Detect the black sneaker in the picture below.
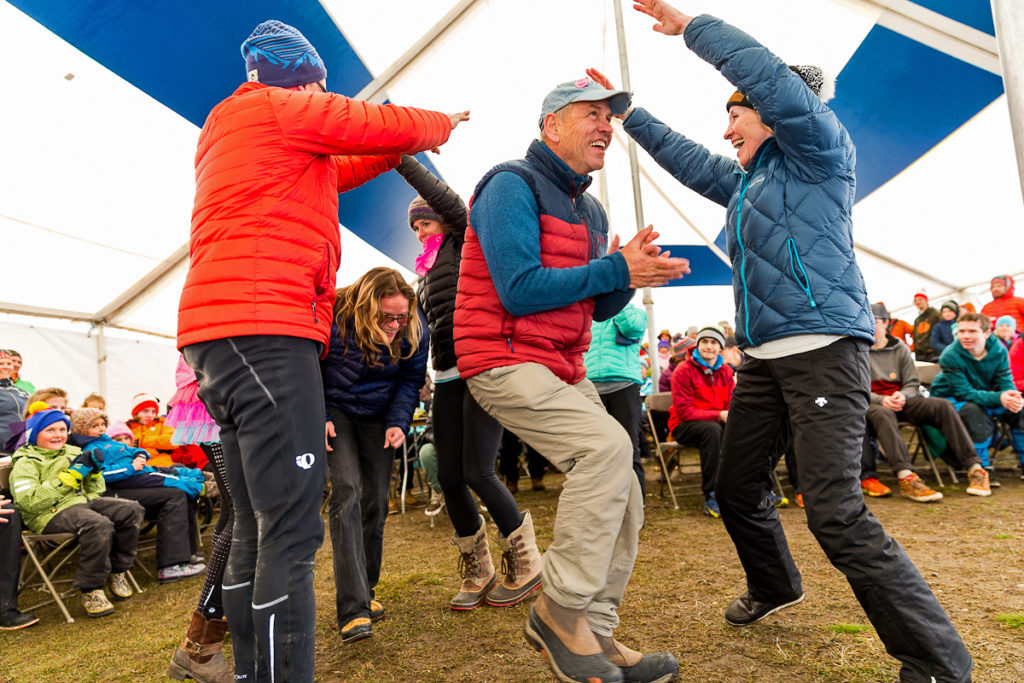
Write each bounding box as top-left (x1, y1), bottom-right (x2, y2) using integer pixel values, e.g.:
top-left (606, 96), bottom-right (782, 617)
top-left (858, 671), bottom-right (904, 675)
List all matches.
top-left (725, 591), bottom-right (805, 627)
top-left (525, 605), bottom-right (623, 682)
top-left (619, 651), bottom-right (680, 682)
top-left (0, 609), bottom-right (40, 630)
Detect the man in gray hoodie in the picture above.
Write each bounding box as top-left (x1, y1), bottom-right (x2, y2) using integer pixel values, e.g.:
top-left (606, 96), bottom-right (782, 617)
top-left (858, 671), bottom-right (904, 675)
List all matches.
top-left (864, 303), bottom-right (990, 501)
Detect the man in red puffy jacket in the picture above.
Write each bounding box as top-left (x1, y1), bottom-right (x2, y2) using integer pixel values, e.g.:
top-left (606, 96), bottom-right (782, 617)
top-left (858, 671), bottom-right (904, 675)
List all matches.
top-left (178, 20), bottom-right (466, 682)
top-left (981, 275), bottom-right (1024, 331)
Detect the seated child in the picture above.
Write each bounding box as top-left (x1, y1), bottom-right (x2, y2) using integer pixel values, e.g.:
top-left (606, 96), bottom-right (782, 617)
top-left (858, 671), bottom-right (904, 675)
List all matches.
top-left (127, 393), bottom-right (207, 469)
top-left (69, 408), bottom-right (206, 584)
top-left (4, 388), bottom-right (69, 453)
top-left (82, 393), bottom-right (106, 411)
top-left (9, 409), bottom-right (145, 618)
top-left (107, 421), bottom-right (135, 445)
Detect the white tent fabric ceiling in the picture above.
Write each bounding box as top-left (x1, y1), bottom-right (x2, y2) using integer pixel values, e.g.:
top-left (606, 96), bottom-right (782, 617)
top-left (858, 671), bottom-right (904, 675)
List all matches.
top-left (2, 0), bottom-right (1022, 343)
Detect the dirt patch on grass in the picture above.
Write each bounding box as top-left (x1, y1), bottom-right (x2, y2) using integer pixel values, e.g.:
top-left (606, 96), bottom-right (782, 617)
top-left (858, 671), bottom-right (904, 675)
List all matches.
top-left (5, 463), bottom-right (1024, 681)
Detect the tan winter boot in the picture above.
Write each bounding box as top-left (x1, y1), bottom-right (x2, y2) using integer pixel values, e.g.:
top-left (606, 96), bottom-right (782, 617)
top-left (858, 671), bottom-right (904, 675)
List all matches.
top-left (486, 510), bottom-right (543, 607)
top-left (450, 515), bottom-right (497, 611)
top-left (167, 610), bottom-right (233, 683)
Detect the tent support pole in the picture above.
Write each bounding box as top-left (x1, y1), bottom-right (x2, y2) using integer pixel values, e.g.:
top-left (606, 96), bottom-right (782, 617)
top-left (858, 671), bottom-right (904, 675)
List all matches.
top-left (992, 0), bottom-right (1024, 204)
top-left (613, 0), bottom-right (660, 389)
top-left (96, 323), bottom-right (108, 398)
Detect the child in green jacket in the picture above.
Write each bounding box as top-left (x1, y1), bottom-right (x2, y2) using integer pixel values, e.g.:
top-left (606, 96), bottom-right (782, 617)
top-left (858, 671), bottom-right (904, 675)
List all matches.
top-left (9, 409), bottom-right (144, 618)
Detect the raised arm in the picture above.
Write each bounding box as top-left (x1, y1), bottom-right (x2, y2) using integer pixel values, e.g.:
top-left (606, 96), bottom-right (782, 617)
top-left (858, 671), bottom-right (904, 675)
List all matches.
top-left (395, 155), bottom-right (468, 237)
top-left (275, 90), bottom-right (456, 158)
top-left (335, 155), bottom-right (401, 193)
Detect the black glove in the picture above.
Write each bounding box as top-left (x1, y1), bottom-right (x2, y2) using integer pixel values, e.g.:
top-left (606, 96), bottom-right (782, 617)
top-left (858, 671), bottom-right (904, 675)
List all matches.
top-left (72, 449), bottom-right (104, 474)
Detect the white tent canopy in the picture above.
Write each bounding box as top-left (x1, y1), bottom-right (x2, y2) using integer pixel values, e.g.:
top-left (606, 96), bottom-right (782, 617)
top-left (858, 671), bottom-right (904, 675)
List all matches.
top-left (1, 0), bottom-right (1022, 415)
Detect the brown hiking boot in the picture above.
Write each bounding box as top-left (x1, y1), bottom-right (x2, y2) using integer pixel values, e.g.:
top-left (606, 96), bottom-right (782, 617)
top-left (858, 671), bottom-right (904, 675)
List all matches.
top-left (168, 610), bottom-right (232, 682)
top-left (450, 515), bottom-right (496, 610)
top-left (487, 511), bottom-right (543, 607)
top-left (898, 472), bottom-right (943, 502)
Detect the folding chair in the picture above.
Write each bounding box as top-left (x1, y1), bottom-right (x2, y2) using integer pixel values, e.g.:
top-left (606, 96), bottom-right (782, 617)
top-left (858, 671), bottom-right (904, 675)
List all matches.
top-left (643, 393), bottom-right (680, 510)
top-left (898, 421), bottom-right (958, 486)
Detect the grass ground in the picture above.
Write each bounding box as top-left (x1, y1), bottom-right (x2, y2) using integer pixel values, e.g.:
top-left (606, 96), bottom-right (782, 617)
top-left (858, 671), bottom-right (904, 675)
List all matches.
top-left (3, 458), bottom-right (1024, 682)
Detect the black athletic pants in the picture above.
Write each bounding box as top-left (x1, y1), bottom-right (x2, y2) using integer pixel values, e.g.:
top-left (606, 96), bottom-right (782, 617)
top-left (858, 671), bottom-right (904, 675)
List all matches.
top-left (433, 378), bottom-right (520, 537)
top-left (717, 338), bottom-right (971, 682)
top-left (0, 504), bottom-right (23, 614)
top-left (598, 383), bottom-right (646, 496)
top-left (671, 420), bottom-right (721, 500)
top-left (185, 335), bottom-right (326, 683)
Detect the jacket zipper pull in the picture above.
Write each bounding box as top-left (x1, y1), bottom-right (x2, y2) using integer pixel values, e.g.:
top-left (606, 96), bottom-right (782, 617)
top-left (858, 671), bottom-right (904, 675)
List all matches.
top-left (506, 338), bottom-right (514, 353)
top-left (312, 301), bottom-right (318, 324)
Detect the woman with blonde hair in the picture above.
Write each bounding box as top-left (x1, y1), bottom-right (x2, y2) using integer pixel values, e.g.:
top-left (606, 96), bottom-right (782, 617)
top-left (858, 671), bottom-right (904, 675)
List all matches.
top-left (321, 267), bottom-right (428, 644)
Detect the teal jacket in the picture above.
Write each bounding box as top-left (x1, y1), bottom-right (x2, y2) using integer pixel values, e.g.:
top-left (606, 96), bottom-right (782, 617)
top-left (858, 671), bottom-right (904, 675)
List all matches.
top-left (584, 303), bottom-right (648, 384)
top-left (930, 335), bottom-right (1014, 408)
top-left (9, 443), bottom-right (105, 533)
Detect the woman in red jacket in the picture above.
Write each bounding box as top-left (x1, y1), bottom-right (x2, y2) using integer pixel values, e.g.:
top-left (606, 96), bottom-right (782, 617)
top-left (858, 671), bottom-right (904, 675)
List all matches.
top-left (178, 20), bottom-right (467, 683)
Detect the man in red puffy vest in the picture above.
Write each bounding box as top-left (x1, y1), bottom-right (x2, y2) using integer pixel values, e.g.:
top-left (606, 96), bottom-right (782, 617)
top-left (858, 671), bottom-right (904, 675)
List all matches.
top-left (178, 19), bottom-right (465, 682)
top-left (454, 77), bottom-right (688, 683)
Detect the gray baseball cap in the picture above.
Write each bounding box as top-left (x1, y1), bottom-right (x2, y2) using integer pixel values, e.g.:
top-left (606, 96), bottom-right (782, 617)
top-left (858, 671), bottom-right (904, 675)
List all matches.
top-left (538, 77), bottom-right (632, 128)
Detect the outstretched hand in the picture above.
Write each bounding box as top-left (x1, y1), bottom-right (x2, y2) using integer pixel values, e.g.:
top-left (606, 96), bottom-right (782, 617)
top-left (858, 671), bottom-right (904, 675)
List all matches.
top-left (613, 225), bottom-right (690, 288)
top-left (431, 110), bottom-right (471, 154)
top-left (633, 0), bottom-right (693, 36)
top-left (585, 69), bottom-right (630, 120)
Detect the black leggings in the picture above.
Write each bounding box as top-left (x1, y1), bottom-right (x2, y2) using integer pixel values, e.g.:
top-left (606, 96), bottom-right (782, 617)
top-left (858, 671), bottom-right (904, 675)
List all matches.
top-left (433, 378), bottom-right (521, 537)
top-left (196, 441), bottom-right (233, 620)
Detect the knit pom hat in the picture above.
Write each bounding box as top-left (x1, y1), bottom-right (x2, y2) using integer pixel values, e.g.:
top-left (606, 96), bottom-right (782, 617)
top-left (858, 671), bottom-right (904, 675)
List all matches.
top-left (997, 315), bottom-right (1017, 331)
top-left (241, 20), bottom-right (326, 88)
top-left (0, 350), bottom-right (11, 361)
top-left (106, 421), bottom-right (133, 441)
top-left (26, 400), bottom-right (51, 417)
top-left (408, 196), bottom-right (443, 230)
top-left (131, 393), bottom-right (160, 417)
top-left (696, 325), bottom-right (726, 348)
top-left (25, 409), bottom-right (70, 446)
top-left (940, 300), bottom-right (959, 315)
top-left (727, 65), bottom-right (835, 112)
top-left (671, 337), bottom-right (695, 362)
top-left (70, 407), bottom-right (108, 436)
top-left (913, 290), bottom-right (928, 301)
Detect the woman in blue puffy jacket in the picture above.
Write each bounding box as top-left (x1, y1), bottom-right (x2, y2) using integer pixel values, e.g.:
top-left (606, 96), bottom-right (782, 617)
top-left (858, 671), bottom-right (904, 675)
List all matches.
top-left (589, 2), bottom-right (972, 680)
top-left (321, 267), bottom-right (427, 644)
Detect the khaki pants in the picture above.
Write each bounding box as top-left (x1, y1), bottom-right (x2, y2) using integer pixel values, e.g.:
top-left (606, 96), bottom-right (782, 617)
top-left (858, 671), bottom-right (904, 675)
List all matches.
top-left (467, 362), bottom-right (643, 635)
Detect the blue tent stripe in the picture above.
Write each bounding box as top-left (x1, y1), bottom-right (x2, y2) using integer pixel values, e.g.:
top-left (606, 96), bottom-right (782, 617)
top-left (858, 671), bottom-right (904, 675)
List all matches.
top-left (831, 25), bottom-right (1003, 200)
top-left (659, 247), bottom-right (733, 287)
top-left (912, 0), bottom-right (994, 36)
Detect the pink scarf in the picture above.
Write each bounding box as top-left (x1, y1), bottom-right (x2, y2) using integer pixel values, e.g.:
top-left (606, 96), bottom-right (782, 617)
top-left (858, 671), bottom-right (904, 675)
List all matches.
top-left (415, 234), bottom-right (443, 276)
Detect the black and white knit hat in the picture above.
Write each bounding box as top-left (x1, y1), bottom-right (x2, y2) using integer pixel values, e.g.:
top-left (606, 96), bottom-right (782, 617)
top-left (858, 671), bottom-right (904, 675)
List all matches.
top-left (726, 65), bottom-right (835, 112)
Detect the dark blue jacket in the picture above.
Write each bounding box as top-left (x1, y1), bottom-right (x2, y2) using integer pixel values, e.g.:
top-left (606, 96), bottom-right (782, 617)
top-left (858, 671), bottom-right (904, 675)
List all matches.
top-left (622, 15), bottom-right (873, 349)
top-left (321, 311), bottom-right (428, 434)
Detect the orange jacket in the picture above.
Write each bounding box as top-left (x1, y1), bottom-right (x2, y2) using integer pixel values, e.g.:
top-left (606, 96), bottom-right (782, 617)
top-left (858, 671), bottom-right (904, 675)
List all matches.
top-left (178, 82), bottom-right (452, 351)
top-left (127, 417), bottom-right (180, 467)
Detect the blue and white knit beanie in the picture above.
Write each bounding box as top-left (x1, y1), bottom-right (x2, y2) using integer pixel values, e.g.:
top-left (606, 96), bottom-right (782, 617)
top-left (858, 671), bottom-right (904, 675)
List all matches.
top-left (26, 409), bottom-right (70, 447)
top-left (241, 20), bottom-right (326, 88)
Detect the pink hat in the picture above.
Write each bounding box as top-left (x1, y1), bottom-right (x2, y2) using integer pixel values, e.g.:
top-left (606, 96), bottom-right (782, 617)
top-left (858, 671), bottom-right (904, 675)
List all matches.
top-left (106, 421), bottom-right (133, 441)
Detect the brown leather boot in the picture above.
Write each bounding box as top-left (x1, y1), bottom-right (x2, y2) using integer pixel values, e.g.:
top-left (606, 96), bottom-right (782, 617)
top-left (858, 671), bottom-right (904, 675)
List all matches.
top-left (167, 610), bottom-right (233, 683)
top-left (486, 511), bottom-right (543, 607)
top-left (450, 516), bottom-right (496, 610)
